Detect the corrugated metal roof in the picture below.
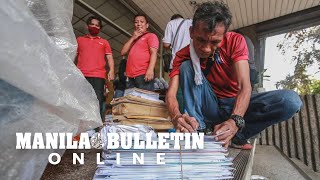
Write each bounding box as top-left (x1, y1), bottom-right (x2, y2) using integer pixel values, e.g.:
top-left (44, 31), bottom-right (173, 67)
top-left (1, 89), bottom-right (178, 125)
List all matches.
top-left (72, 0), bottom-right (320, 69)
top-left (132, 0), bottom-right (320, 30)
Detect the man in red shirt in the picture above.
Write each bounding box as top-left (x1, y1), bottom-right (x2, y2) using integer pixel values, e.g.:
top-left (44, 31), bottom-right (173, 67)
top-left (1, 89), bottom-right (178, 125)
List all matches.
top-left (75, 16), bottom-right (114, 120)
top-left (121, 14), bottom-right (159, 91)
top-left (166, 1), bottom-right (302, 149)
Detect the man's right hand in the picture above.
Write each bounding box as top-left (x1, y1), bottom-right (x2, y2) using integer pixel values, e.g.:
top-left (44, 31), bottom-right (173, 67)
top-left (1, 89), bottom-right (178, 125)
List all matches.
top-left (213, 119), bottom-right (238, 148)
top-left (171, 114), bottom-right (199, 133)
top-left (132, 30), bottom-right (143, 40)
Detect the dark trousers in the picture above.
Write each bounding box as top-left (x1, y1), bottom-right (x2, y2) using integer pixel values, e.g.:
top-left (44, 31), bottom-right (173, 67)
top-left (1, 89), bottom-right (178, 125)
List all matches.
top-left (126, 74), bottom-right (155, 91)
top-left (85, 77), bottom-right (105, 120)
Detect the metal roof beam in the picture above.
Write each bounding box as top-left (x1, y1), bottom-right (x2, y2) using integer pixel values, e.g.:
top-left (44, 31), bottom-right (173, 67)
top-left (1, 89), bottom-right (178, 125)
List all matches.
top-left (75, 0), bottom-right (132, 38)
top-left (118, 0), bottom-right (164, 36)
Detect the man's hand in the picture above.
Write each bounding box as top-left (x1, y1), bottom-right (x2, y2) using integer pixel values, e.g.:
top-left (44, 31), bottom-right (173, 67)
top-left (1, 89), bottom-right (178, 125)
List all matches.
top-left (132, 30), bottom-right (143, 40)
top-left (144, 69), bottom-right (154, 82)
top-left (213, 119), bottom-right (239, 148)
top-left (108, 70), bottom-right (114, 81)
top-left (172, 114), bottom-right (199, 132)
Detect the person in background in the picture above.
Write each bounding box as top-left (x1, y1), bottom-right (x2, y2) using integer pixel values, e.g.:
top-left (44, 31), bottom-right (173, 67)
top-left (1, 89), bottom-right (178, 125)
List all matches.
top-left (113, 57), bottom-right (127, 99)
top-left (121, 14), bottom-right (159, 91)
top-left (234, 30), bottom-right (259, 88)
top-left (163, 14), bottom-right (192, 113)
top-left (75, 16), bottom-right (115, 120)
top-left (163, 14), bottom-right (192, 70)
top-left (113, 77), bottom-right (126, 99)
top-left (166, 1), bottom-right (302, 149)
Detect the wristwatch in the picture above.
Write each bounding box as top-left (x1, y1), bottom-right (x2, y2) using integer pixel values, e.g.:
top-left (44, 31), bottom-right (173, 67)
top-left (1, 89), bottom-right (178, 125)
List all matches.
top-left (230, 114), bottom-right (245, 130)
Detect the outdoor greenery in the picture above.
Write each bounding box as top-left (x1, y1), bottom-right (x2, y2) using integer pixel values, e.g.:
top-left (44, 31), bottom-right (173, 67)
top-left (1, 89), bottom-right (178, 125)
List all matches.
top-left (276, 25), bottom-right (320, 95)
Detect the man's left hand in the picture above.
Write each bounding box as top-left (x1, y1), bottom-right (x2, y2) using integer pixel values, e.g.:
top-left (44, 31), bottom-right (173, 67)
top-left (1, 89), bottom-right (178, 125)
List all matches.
top-left (145, 69), bottom-right (154, 81)
top-left (213, 119), bottom-right (239, 148)
top-left (108, 70), bottom-right (114, 81)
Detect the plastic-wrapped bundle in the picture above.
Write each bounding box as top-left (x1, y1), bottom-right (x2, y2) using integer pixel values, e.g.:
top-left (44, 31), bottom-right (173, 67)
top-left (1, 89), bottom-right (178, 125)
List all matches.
top-left (100, 124), bottom-right (157, 150)
top-left (154, 78), bottom-right (161, 89)
top-left (159, 77), bottom-right (169, 89)
top-left (0, 0), bottom-right (101, 179)
top-left (154, 78), bottom-right (169, 90)
top-left (154, 82), bottom-right (160, 89)
top-left (100, 124), bottom-right (158, 160)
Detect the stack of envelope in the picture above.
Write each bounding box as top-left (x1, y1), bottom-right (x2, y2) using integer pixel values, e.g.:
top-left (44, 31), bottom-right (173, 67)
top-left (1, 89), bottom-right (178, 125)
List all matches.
top-left (93, 126), bottom-right (234, 180)
top-left (110, 88), bottom-right (173, 130)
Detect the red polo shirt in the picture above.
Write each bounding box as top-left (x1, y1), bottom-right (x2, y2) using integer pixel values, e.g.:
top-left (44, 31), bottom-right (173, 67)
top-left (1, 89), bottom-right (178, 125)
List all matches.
top-left (76, 35), bottom-right (112, 79)
top-left (126, 33), bottom-right (159, 78)
top-left (170, 32), bottom-right (249, 98)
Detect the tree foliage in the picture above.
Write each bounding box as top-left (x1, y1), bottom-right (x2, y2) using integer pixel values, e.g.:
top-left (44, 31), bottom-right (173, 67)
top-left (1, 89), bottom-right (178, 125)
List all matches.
top-left (276, 25), bottom-right (320, 94)
top-left (310, 80), bottom-right (320, 94)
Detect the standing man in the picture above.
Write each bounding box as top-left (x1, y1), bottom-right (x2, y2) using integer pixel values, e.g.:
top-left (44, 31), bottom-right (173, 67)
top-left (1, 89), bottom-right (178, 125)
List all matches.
top-left (76, 16), bottom-right (115, 120)
top-left (121, 14), bottom-right (159, 91)
top-left (163, 14), bottom-right (192, 70)
top-left (163, 14), bottom-right (192, 113)
top-left (166, 1), bottom-right (302, 149)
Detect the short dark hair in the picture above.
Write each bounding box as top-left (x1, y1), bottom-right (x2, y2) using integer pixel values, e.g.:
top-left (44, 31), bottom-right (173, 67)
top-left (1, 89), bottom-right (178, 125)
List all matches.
top-left (86, 16), bottom-right (102, 27)
top-left (134, 13), bottom-right (149, 23)
top-left (192, 1), bottom-right (232, 32)
top-left (171, 14), bottom-right (184, 20)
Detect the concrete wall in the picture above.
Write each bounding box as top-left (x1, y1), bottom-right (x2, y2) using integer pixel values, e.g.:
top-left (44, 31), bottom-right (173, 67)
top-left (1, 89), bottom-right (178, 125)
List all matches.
top-left (258, 94), bottom-right (320, 173)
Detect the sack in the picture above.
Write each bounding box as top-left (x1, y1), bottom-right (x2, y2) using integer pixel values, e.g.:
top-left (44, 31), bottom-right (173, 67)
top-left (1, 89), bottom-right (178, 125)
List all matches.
top-left (162, 51), bottom-right (172, 73)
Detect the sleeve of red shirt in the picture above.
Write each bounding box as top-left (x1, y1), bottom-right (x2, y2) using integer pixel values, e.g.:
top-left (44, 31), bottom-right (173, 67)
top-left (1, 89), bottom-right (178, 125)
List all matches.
top-left (147, 33), bottom-right (159, 49)
top-left (169, 45), bottom-right (190, 78)
top-left (104, 40), bottom-right (112, 55)
top-left (169, 55), bottom-right (182, 78)
top-left (230, 34), bottom-right (249, 62)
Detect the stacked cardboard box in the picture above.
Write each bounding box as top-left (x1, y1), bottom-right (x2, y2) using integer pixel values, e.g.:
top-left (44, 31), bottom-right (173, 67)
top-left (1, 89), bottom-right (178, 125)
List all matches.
top-left (111, 88), bottom-right (173, 130)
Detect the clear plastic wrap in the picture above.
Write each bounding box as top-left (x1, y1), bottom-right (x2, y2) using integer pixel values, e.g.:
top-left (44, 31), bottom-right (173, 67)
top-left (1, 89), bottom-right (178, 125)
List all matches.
top-left (100, 125), bottom-right (158, 150)
top-left (0, 0), bottom-right (102, 179)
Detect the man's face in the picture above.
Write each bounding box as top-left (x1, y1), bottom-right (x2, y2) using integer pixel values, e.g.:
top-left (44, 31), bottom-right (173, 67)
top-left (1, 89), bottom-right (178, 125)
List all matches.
top-left (88, 19), bottom-right (101, 29)
top-left (190, 21), bottom-right (225, 58)
top-left (134, 16), bottom-right (149, 33)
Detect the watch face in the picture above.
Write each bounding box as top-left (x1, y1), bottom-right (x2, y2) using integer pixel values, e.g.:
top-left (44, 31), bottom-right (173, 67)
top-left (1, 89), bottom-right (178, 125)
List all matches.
top-left (236, 118), bottom-right (245, 128)
top-left (231, 115), bottom-right (245, 129)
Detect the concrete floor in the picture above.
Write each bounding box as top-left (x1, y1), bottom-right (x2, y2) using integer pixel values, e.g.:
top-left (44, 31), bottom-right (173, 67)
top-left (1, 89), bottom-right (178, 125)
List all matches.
top-left (252, 145), bottom-right (306, 180)
top-left (41, 149), bottom-right (100, 180)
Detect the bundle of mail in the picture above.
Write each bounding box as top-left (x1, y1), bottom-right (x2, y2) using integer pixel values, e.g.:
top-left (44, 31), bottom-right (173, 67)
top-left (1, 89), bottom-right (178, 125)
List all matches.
top-left (93, 125), bottom-right (234, 180)
top-left (154, 77), bottom-right (169, 90)
top-left (110, 88), bottom-right (173, 130)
